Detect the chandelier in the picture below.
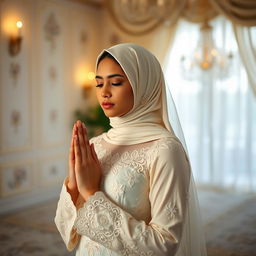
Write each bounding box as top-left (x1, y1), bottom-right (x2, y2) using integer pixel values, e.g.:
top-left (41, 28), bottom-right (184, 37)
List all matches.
top-left (180, 20), bottom-right (234, 80)
top-left (108, 0), bottom-right (232, 79)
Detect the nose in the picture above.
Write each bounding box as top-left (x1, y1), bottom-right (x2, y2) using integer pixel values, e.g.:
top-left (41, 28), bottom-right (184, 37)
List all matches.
top-left (101, 84), bottom-right (112, 98)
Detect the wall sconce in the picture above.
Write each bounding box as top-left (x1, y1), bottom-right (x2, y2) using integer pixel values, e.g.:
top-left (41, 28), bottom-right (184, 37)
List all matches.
top-left (9, 21), bottom-right (23, 57)
top-left (82, 72), bottom-right (95, 98)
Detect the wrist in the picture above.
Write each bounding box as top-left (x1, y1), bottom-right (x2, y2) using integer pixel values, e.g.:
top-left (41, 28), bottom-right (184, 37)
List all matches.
top-left (82, 189), bottom-right (99, 201)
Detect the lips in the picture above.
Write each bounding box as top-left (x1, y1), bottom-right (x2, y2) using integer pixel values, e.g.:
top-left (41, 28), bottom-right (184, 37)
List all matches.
top-left (102, 102), bottom-right (114, 109)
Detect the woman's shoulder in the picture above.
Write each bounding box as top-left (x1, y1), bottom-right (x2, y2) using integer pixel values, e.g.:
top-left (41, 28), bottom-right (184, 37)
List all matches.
top-left (150, 136), bottom-right (188, 162)
top-left (152, 136), bottom-right (184, 152)
top-left (148, 137), bottom-right (190, 177)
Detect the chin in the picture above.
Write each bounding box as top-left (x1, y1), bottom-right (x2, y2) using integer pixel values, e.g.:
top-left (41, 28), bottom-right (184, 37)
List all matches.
top-left (104, 112), bottom-right (124, 118)
top-left (102, 108), bottom-right (127, 118)
top-left (103, 111), bottom-right (117, 118)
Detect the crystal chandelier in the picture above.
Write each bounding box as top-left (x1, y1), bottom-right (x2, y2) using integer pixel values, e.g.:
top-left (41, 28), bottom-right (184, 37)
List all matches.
top-left (180, 20), bottom-right (234, 80)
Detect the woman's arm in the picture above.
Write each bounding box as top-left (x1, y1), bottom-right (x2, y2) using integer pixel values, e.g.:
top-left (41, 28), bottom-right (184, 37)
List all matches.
top-left (54, 177), bottom-right (82, 251)
top-left (74, 139), bottom-right (190, 255)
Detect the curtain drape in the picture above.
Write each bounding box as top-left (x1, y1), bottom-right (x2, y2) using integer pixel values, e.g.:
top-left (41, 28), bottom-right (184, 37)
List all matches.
top-left (104, 10), bottom-right (178, 65)
top-left (233, 25), bottom-right (256, 95)
top-left (209, 0), bottom-right (256, 26)
top-left (107, 0), bottom-right (256, 95)
top-left (164, 18), bottom-right (256, 192)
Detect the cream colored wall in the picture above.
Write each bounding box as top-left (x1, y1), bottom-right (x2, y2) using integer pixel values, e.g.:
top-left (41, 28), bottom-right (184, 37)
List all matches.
top-left (0, 0), bottom-right (173, 214)
top-left (0, 0), bottom-right (102, 214)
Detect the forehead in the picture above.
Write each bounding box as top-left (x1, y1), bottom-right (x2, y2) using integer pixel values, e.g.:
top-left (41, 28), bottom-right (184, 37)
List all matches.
top-left (96, 57), bottom-right (125, 75)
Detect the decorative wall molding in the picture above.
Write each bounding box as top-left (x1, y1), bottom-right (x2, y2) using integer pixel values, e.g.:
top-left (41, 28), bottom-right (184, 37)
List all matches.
top-left (0, 0), bottom-right (99, 214)
top-left (39, 155), bottom-right (67, 187)
top-left (38, 2), bottom-right (67, 148)
top-left (0, 161), bottom-right (33, 197)
top-left (0, 0), bottom-right (32, 154)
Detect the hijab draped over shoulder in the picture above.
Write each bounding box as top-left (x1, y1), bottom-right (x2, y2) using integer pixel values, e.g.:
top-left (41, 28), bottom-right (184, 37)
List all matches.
top-left (96, 43), bottom-right (175, 145)
top-left (96, 43), bottom-right (207, 256)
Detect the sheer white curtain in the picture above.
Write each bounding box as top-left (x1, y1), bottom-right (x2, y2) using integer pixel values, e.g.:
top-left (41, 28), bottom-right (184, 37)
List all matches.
top-left (164, 17), bottom-right (256, 192)
top-left (234, 25), bottom-right (256, 95)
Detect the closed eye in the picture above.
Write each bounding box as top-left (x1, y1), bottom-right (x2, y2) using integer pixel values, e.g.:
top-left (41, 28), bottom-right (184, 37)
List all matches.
top-left (112, 82), bottom-right (122, 86)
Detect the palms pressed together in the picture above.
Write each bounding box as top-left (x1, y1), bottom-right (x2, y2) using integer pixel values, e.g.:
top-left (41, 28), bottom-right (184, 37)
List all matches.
top-left (67, 120), bottom-right (102, 203)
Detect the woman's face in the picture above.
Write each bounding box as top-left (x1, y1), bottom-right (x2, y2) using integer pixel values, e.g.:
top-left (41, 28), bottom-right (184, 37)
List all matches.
top-left (95, 57), bottom-right (134, 118)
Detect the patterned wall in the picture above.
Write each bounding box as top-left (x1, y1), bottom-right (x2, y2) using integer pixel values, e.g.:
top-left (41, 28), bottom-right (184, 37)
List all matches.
top-left (0, 0), bottom-right (100, 214)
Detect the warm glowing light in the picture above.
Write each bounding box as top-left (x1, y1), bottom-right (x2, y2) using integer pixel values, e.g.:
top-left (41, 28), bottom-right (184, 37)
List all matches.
top-left (75, 67), bottom-right (95, 88)
top-left (211, 49), bottom-right (218, 56)
top-left (3, 18), bottom-right (17, 36)
top-left (16, 21), bottom-right (23, 29)
top-left (76, 69), bottom-right (87, 85)
top-left (2, 17), bottom-right (23, 37)
top-left (201, 61), bottom-right (210, 70)
top-left (87, 72), bottom-right (95, 81)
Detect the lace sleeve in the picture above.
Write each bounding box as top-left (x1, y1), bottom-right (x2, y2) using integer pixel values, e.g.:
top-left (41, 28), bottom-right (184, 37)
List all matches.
top-left (74, 139), bottom-right (191, 255)
top-left (54, 178), bottom-right (81, 251)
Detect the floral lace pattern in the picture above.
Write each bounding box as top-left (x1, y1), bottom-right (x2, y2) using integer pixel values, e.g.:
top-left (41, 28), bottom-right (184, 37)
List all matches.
top-left (165, 203), bottom-right (178, 220)
top-left (100, 146), bottom-right (151, 221)
top-left (55, 135), bottom-right (189, 255)
top-left (83, 238), bottom-right (101, 256)
top-left (74, 192), bottom-right (122, 250)
top-left (90, 136), bottom-right (107, 160)
top-left (120, 241), bottom-right (153, 256)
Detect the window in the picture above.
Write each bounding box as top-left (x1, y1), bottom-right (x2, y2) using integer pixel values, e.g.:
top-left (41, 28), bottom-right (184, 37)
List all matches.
top-left (164, 17), bottom-right (256, 192)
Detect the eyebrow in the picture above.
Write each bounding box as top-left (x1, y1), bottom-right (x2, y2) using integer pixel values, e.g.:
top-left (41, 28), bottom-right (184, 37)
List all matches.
top-left (95, 74), bottom-right (124, 79)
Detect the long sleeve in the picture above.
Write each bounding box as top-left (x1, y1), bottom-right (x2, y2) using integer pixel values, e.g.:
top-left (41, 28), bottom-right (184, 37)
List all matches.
top-left (74, 139), bottom-right (190, 255)
top-left (54, 178), bottom-right (82, 251)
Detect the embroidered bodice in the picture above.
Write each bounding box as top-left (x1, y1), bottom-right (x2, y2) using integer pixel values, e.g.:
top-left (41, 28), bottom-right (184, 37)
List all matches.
top-left (55, 134), bottom-right (191, 256)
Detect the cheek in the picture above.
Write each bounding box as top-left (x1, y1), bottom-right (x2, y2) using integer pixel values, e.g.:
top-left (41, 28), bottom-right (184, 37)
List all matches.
top-left (126, 87), bottom-right (134, 110)
top-left (129, 92), bottom-right (134, 108)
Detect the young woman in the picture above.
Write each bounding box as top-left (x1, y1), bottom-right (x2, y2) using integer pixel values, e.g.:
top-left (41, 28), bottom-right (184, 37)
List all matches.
top-left (55, 43), bottom-right (207, 256)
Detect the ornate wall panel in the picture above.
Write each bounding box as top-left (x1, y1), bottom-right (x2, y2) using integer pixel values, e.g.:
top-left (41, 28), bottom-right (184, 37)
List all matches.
top-left (0, 162), bottom-right (33, 197)
top-left (72, 12), bottom-right (89, 72)
top-left (0, 0), bottom-right (32, 153)
top-left (39, 155), bottom-right (66, 187)
top-left (38, 1), bottom-right (67, 147)
top-left (0, 0), bottom-right (100, 214)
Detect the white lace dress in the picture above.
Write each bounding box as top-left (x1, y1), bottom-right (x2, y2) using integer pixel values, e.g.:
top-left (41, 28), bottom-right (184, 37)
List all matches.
top-left (54, 134), bottom-right (191, 256)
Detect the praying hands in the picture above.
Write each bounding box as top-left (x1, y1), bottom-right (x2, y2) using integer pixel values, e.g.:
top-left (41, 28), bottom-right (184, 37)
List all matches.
top-left (67, 120), bottom-right (102, 203)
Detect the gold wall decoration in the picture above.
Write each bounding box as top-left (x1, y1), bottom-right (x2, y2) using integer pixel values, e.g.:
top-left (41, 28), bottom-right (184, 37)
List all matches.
top-left (11, 110), bottom-right (21, 133)
top-left (10, 62), bottom-right (20, 85)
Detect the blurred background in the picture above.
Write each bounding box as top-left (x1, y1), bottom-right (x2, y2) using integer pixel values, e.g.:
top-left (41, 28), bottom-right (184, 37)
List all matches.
top-left (0, 0), bottom-right (255, 255)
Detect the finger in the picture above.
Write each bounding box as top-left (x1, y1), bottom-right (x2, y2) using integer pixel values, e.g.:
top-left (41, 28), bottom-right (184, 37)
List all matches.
top-left (74, 123), bottom-right (78, 136)
top-left (69, 137), bottom-right (74, 162)
top-left (82, 122), bottom-right (91, 158)
top-left (82, 123), bottom-right (89, 144)
top-left (77, 121), bottom-right (87, 162)
top-left (69, 125), bottom-right (76, 166)
top-left (74, 135), bottom-right (81, 165)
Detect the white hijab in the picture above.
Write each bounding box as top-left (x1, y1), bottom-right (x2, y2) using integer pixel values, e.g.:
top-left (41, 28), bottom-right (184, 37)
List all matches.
top-left (96, 43), bottom-right (175, 145)
top-left (96, 43), bottom-right (207, 256)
